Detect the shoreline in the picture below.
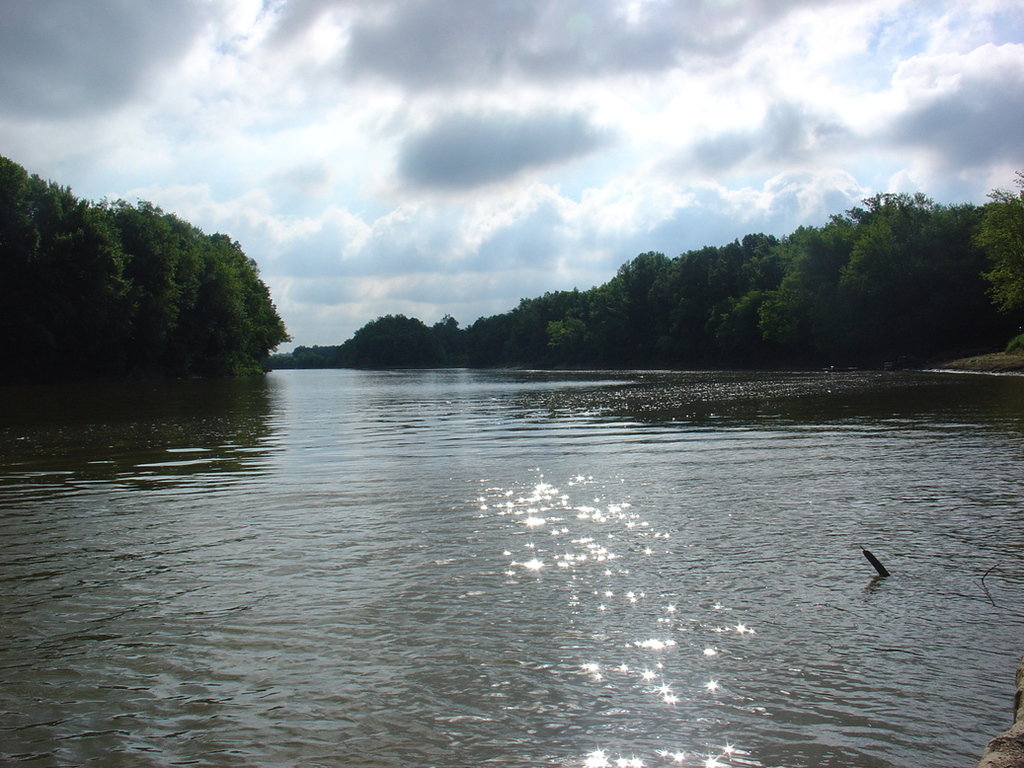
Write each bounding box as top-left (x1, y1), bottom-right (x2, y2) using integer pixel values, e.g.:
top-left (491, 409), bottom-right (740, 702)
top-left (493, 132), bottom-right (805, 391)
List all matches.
top-left (933, 352), bottom-right (1024, 374)
top-left (977, 654), bottom-right (1024, 767)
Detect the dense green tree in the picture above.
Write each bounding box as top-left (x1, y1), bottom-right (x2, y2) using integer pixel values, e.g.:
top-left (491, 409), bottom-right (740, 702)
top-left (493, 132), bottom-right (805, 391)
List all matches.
top-left (714, 289), bottom-right (774, 364)
top-left (834, 195), bottom-right (1005, 363)
top-left (0, 159), bottom-right (131, 379)
top-left (583, 281), bottom-right (630, 365)
top-left (466, 312), bottom-right (515, 367)
top-left (758, 221), bottom-right (855, 362)
top-left (613, 252), bottom-right (671, 362)
top-left (503, 298), bottom-right (548, 363)
top-left (977, 171), bottom-right (1024, 315)
top-left (271, 182), bottom-right (1019, 372)
top-left (267, 345), bottom-right (344, 368)
top-left (0, 156), bottom-right (288, 382)
top-left (432, 314), bottom-right (467, 365)
top-left (108, 200), bottom-right (199, 374)
top-left (834, 194), bottom-right (941, 362)
top-left (709, 235), bottom-right (784, 364)
top-left (337, 314), bottom-right (444, 368)
top-left (751, 195), bottom-right (1010, 366)
top-left (546, 316), bottom-right (587, 361)
top-left (203, 233), bottom-right (289, 375)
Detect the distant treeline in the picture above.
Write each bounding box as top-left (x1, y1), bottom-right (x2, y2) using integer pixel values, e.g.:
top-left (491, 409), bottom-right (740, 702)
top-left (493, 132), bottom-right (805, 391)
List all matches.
top-left (273, 186), bottom-right (1024, 371)
top-left (0, 156), bottom-right (289, 383)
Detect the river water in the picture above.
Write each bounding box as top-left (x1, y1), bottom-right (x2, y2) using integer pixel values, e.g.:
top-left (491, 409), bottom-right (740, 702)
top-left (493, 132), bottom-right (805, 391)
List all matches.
top-left (1, 368), bottom-right (1023, 768)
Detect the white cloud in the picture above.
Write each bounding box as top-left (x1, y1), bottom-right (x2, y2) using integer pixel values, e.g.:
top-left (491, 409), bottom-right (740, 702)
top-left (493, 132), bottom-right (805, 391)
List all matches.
top-left (1, 0), bottom-right (1022, 349)
top-left (888, 43), bottom-right (1024, 168)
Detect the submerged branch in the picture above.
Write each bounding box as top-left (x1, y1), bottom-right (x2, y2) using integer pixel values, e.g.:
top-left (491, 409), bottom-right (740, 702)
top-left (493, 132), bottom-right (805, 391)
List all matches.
top-left (860, 547), bottom-right (890, 578)
top-left (981, 562), bottom-right (1001, 607)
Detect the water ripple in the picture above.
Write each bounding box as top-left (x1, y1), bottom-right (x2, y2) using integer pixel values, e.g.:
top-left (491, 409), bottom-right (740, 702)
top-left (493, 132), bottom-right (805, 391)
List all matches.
top-left (1, 369), bottom-right (1023, 766)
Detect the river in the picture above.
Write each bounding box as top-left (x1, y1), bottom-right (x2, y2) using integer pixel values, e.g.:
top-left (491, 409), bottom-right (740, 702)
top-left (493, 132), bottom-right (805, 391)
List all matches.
top-left (1, 368), bottom-right (1022, 767)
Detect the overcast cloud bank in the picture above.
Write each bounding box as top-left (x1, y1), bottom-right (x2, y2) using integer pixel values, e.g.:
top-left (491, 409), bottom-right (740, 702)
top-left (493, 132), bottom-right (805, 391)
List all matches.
top-left (2, 0), bottom-right (1023, 348)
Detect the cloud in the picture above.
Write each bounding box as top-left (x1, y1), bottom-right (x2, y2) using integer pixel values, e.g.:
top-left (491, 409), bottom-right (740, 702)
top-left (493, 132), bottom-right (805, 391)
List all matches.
top-left (266, 162), bottom-right (335, 205)
top-left (595, 170), bottom-right (869, 259)
top-left (677, 101), bottom-right (854, 176)
top-left (340, 0), bottom-right (537, 89)
top-left (887, 42), bottom-right (1024, 170)
top-left (0, 0), bottom-right (202, 118)
top-left (2, 0), bottom-right (1022, 352)
top-left (275, 0), bottom-right (856, 92)
top-left (397, 110), bottom-right (610, 190)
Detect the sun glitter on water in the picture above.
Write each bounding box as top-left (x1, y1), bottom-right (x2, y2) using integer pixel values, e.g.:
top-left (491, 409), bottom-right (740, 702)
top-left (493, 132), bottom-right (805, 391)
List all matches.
top-left (478, 475), bottom-right (764, 768)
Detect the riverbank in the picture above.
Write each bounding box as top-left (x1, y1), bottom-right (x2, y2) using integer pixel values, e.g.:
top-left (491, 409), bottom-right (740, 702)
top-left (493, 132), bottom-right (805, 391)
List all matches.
top-left (977, 654), bottom-right (1024, 768)
top-left (936, 352), bottom-right (1024, 373)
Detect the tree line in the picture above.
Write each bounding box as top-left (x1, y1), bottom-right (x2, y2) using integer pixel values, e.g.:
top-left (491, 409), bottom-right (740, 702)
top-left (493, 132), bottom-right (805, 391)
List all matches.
top-left (273, 182), bottom-right (1024, 371)
top-left (0, 156), bottom-right (289, 383)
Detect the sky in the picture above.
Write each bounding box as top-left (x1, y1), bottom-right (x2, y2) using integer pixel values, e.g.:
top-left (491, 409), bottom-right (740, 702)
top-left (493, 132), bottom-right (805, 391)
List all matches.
top-left (2, 0), bottom-right (1024, 351)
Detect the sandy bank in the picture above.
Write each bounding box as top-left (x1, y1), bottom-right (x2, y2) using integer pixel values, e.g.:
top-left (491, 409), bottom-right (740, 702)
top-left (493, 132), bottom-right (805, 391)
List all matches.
top-left (935, 353), bottom-right (1024, 374)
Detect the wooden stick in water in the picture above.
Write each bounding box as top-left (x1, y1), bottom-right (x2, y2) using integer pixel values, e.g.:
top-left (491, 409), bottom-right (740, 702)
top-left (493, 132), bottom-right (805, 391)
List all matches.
top-left (861, 547), bottom-right (890, 577)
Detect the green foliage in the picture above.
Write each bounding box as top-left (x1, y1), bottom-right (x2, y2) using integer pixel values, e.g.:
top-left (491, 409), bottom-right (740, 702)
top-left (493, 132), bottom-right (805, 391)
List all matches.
top-left (546, 317), bottom-right (587, 363)
top-left (267, 175), bottom-right (1023, 372)
top-left (977, 171), bottom-right (1024, 315)
top-left (758, 222), bottom-right (853, 361)
top-left (814, 193), bottom-right (1000, 364)
top-left (336, 314), bottom-right (444, 368)
top-left (0, 156), bottom-right (289, 382)
top-left (267, 345), bottom-right (344, 368)
top-left (1007, 333), bottom-right (1024, 354)
top-left (433, 314), bottom-right (467, 365)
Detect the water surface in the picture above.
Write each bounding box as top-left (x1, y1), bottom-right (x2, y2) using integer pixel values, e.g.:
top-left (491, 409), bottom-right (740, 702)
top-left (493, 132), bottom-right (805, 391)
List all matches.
top-left (2, 369), bottom-right (1023, 767)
